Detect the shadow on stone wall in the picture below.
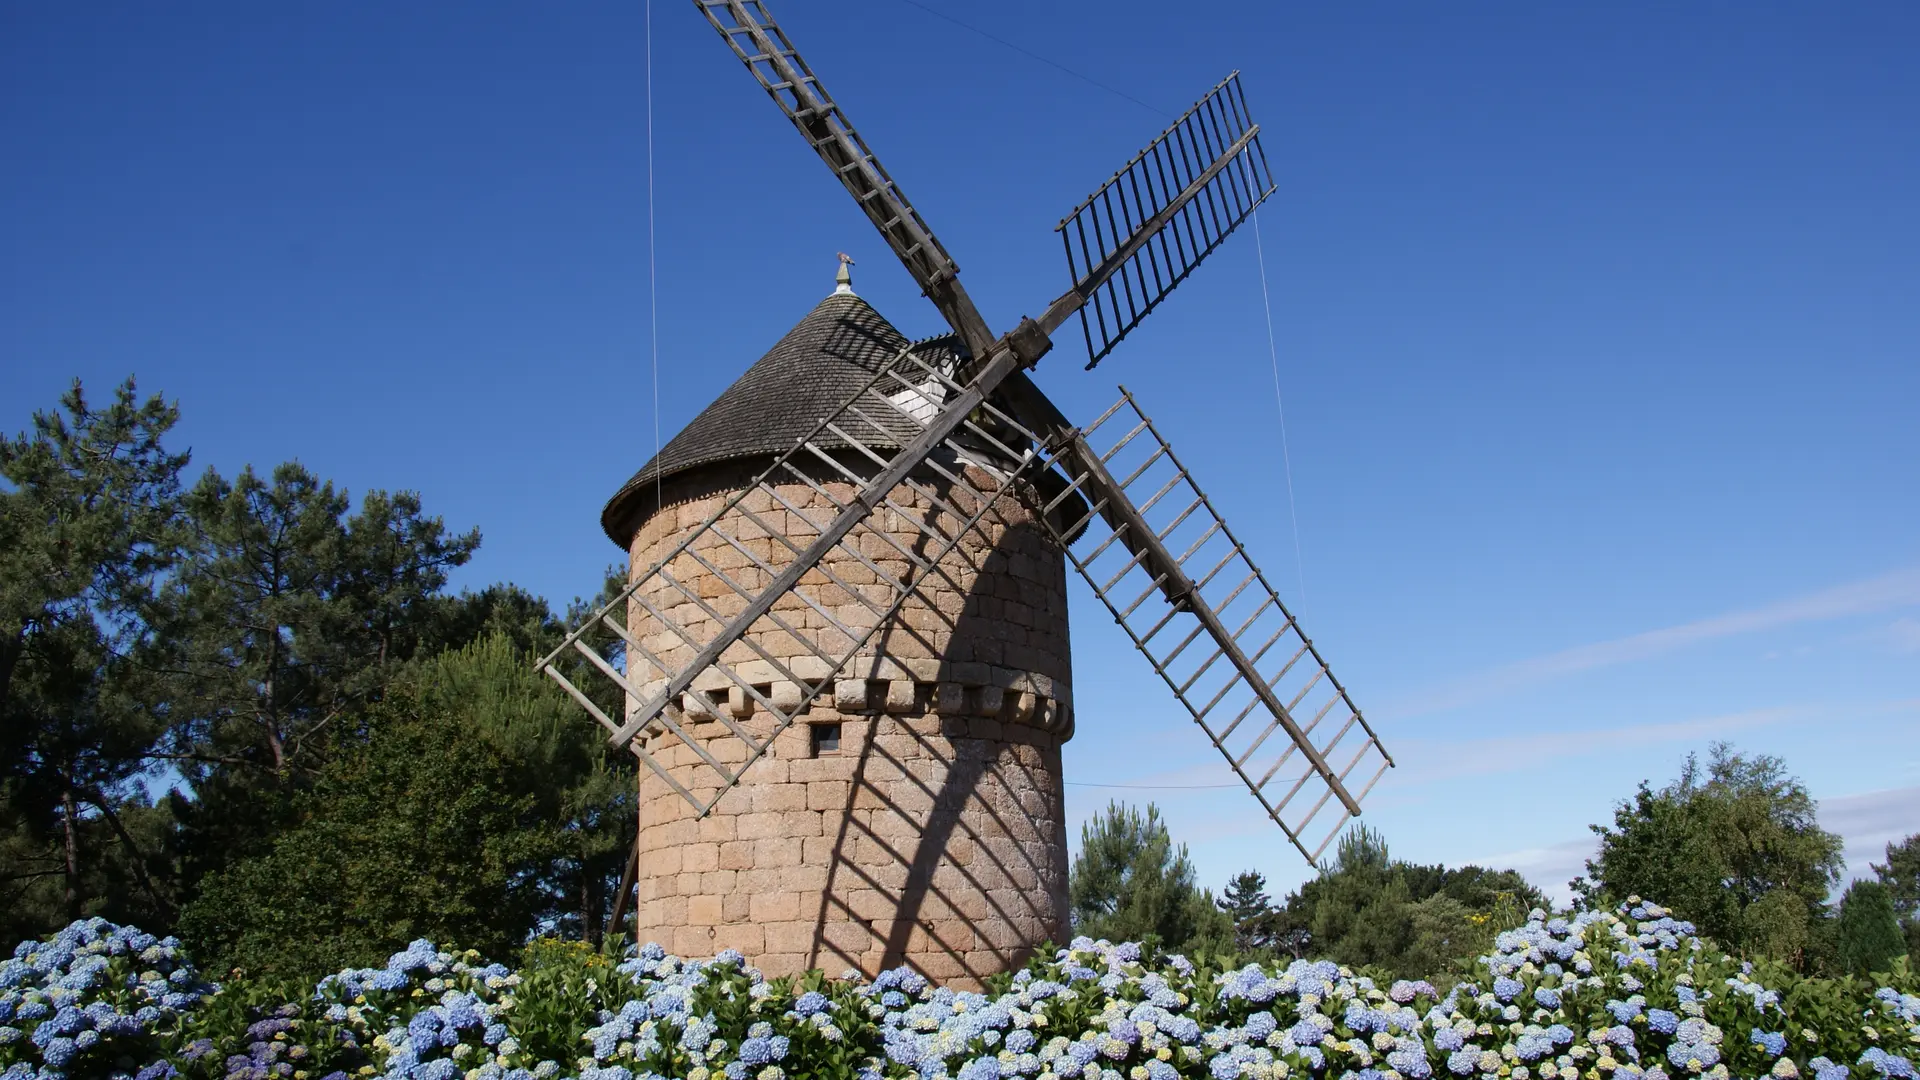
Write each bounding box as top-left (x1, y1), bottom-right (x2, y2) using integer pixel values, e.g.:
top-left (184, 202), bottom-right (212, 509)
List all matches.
top-left (788, 475), bottom-right (1074, 984)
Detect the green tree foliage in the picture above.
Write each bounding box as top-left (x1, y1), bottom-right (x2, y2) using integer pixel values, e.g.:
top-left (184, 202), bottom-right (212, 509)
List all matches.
top-left (0, 379), bottom-right (187, 940)
top-left (1834, 879), bottom-right (1906, 976)
top-left (148, 461), bottom-right (482, 892)
top-left (1068, 802), bottom-right (1231, 954)
top-left (1, 380), bottom-right (636, 956)
top-left (1402, 894), bottom-right (1481, 979)
top-left (1270, 826), bottom-right (1543, 979)
top-left (1741, 887), bottom-right (1817, 969)
top-left (153, 462), bottom-right (481, 776)
top-left (1874, 833), bottom-right (1920, 958)
top-left (1878, 834), bottom-right (1920, 914)
top-left (178, 635), bottom-right (632, 982)
top-left (429, 583), bottom-right (568, 660)
top-left (1216, 870), bottom-right (1280, 956)
top-left (417, 627), bottom-right (632, 945)
top-left (1577, 742), bottom-right (1844, 969)
top-left (1298, 826), bottom-right (1407, 971)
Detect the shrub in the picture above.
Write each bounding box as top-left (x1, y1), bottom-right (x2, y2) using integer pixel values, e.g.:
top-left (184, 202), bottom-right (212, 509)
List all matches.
top-left (2, 900), bottom-right (1914, 1080)
top-left (0, 918), bottom-right (211, 1080)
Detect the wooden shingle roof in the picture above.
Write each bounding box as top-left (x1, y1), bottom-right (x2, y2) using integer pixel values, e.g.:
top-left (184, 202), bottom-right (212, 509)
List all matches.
top-left (601, 292), bottom-right (962, 547)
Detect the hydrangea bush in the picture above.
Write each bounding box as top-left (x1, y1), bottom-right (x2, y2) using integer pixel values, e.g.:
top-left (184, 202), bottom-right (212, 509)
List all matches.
top-left (0, 918), bottom-right (211, 1080)
top-left (2, 900), bottom-right (1913, 1080)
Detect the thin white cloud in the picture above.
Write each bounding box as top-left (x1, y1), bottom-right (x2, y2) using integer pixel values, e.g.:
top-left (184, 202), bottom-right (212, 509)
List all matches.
top-left (1481, 785), bottom-right (1920, 906)
top-left (1077, 701), bottom-right (1917, 820)
top-left (1820, 786), bottom-right (1920, 884)
top-left (1821, 785), bottom-right (1920, 836)
top-left (1386, 565), bottom-right (1920, 719)
top-left (1885, 617), bottom-right (1920, 655)
top-left (1472, 838), bottom-right (1597, 906)
top-left (1385, 706), bottom-right (1802, 789)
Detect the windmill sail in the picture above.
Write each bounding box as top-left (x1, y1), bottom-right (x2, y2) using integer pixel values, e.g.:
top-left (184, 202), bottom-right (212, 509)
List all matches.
top-left (1049, 74), bottom-right (1277, 368)
top-left (1034, 388), bottom-right (1392, 863)
top-left (694, 0), bottom-right (994, 358)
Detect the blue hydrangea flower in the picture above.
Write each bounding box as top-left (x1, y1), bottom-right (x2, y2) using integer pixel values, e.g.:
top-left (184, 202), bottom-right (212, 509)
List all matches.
top-left (958, 1057), bottom-right (1002, 1080)
top-left (1516, 1032), bottom-right (1555, 1062)
top-left (1390, 1046), bottom-right (1434, 1078)
top-left (1666, 1041), bottom-right (1720, 1070)
top-left (1751, 1030), bottom-right (1788, 1057)
top-left (1860, 1048), bottom-right (1917, 1080)
top-left (1810, 1057), bottom-right (1849, 1080)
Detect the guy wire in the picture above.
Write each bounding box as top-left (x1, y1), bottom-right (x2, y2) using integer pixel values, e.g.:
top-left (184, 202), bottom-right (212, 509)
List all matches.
top-left (648, 0), bottom-right (662, 515)
top-left (1252, 210), bottom-right (1309, 616)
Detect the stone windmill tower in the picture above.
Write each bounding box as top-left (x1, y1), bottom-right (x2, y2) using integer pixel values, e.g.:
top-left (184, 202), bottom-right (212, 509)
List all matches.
top-left (594, 261), bottom-right (1081, 982)
top-left (540, 1), bottom-right (1395, 986)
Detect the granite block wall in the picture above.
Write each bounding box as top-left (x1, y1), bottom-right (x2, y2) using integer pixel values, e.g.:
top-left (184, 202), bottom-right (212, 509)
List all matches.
top-left (622, 462), bottom-right (1075, 986)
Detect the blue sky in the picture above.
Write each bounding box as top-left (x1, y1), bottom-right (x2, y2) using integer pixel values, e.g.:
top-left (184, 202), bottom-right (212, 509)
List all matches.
top-left (5, 3), bottom-right (1916, 903)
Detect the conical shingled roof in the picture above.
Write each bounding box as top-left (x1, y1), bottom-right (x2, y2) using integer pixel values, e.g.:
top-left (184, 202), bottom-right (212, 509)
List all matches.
top-left (601, 291), bottom-right (963, 547)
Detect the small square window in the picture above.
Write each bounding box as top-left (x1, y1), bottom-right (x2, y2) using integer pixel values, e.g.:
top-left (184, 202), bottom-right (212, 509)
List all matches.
top-left (810, 722), bottom-right (842, 757)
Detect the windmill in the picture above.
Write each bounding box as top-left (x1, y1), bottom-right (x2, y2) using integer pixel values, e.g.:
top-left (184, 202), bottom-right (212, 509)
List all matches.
top-left (536, 0), bottom-right (1394, 983)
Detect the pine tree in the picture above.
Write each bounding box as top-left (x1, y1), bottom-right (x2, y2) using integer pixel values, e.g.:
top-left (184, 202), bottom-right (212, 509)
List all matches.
top-left (1068, 802), bottom-right (1228, 953)
top-left (1, 379), bottom-right (188, 942)
top-left (1873, 834), bottom-right (1919, 958)
top-left (146, 461), bottom-right (481, 892)
top-left (1306, 827), bottom-right (1415, 972)
top-left (1834, 879), bottom-right (1905, 976)
top-left (1218, 870), bottom-right (1279, 955)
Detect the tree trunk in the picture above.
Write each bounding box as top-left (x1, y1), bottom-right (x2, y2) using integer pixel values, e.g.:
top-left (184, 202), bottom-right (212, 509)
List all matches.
top-left (62, 788), bottom-right (81, 923)
top-left (264, 631), bottom-right (286, 772)
top-left (0, 631), bottom-right (23, 727)
top-left (581, 867), bottom-right (597, 948)
top-left (84, 788), bottom-right (171, 919)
